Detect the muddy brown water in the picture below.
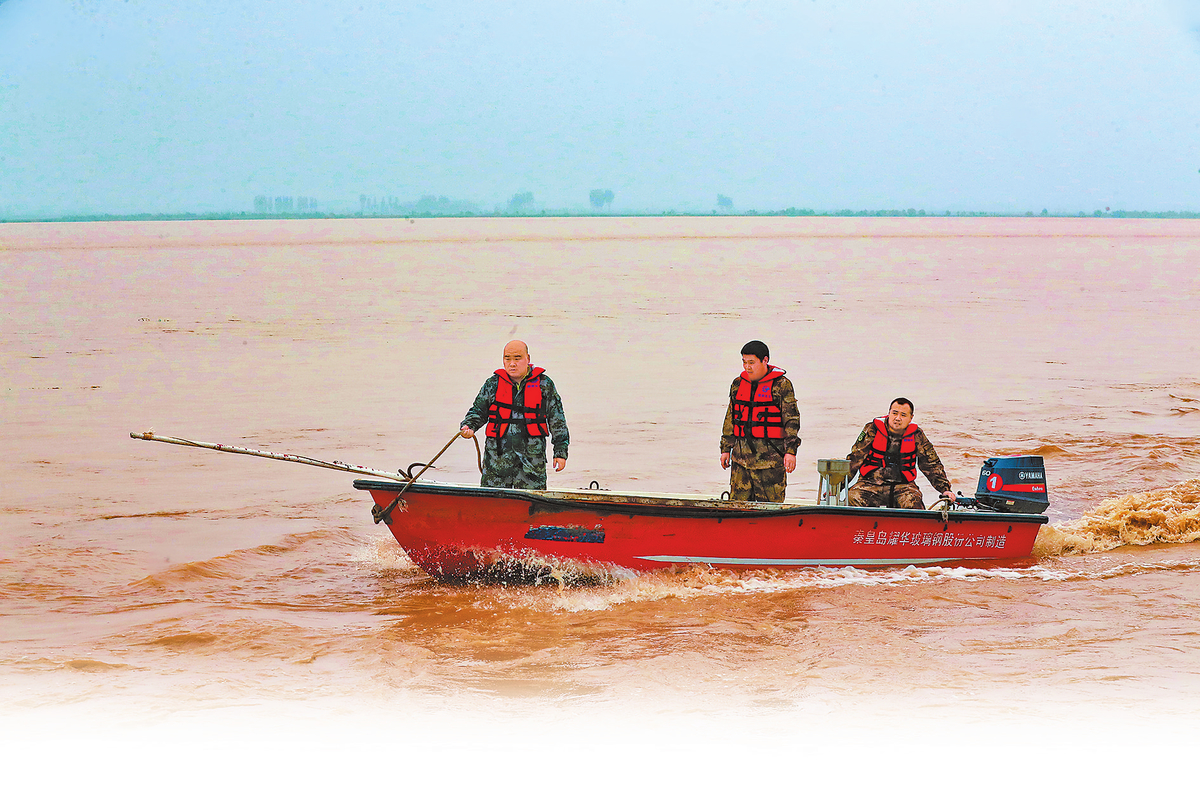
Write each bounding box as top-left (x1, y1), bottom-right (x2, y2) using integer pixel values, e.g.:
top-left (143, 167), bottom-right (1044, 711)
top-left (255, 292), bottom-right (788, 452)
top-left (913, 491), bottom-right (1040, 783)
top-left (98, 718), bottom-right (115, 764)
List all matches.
top-left (3, 217), bottom-right (1198, 792)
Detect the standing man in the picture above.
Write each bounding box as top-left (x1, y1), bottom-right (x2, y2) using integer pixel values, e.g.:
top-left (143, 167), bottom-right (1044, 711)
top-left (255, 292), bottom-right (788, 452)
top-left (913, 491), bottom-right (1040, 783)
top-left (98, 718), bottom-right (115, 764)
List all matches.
top-left (845, 397), bottom-right (954, 509)
top-left (460, 340), bottom-right (569, 489)
top-left (720, 340), bottom-right (801, 502)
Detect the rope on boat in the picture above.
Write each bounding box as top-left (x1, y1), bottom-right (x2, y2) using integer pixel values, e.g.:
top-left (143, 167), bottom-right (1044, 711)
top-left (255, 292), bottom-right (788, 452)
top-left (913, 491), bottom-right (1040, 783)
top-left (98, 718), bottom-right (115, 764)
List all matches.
top-left (403, 438), bottom-right (482, 480)
top-left (371, 430), bottom-right (476, 525)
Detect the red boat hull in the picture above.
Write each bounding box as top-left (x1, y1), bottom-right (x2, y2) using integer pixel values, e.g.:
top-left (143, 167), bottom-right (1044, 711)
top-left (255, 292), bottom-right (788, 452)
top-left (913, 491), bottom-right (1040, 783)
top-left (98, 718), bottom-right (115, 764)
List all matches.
top-left (356, 480), bottom-right (1046, 582)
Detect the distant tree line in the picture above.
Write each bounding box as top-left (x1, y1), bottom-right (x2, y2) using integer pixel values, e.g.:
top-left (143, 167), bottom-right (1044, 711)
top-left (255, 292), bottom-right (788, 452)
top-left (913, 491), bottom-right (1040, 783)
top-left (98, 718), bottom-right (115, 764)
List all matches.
top-left (355, 194), bottom-right (481, 215)
top-left (254, 195), bottom-right (318, 213)
top-left (208, 193), bottom-right (1200, 221)
top-left (767, 207), bottom-right (927, 217)
top-left (360, 195), bottom-right (408, 213)
top-left (589, 189), bottom-right (615, 209)
top-left (14, 206), bottom-right (1200, 224)
top-left (508, 191), bottom-right (535, 211)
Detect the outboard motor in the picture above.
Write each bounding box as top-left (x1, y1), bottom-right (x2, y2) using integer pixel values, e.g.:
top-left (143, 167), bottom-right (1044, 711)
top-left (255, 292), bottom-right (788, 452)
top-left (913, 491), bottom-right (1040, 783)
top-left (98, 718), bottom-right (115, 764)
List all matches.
top-left (970, 456), bottom-right (1049, 514)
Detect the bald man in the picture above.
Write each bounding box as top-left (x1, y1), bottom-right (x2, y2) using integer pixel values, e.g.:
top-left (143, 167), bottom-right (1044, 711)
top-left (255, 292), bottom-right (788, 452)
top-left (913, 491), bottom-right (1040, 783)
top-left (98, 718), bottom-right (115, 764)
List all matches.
top-left (459, 340), bottom-right (570, 489)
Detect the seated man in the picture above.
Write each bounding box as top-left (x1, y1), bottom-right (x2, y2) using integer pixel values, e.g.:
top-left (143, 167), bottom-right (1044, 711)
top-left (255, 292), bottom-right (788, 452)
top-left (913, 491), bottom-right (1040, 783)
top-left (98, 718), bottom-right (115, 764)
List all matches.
top-left (845, 397), bottom-right (953, 509)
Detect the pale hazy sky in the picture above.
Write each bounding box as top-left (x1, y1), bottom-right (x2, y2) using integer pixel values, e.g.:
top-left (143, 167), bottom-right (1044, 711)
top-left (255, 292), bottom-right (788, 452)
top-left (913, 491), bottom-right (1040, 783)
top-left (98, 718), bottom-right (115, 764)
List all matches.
top-left (3, 0), bottom-right (1199, 216)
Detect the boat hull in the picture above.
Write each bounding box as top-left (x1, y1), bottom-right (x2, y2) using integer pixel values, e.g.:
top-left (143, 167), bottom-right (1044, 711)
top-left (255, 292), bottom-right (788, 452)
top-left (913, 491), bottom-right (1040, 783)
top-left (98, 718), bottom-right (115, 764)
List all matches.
top-left (355, 480), bottom-right (1047, 582)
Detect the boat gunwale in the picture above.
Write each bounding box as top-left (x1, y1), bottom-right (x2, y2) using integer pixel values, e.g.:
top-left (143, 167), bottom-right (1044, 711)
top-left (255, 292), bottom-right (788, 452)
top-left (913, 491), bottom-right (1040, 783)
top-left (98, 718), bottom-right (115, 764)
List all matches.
top-left (352, 479), bottom-right (1049, 524)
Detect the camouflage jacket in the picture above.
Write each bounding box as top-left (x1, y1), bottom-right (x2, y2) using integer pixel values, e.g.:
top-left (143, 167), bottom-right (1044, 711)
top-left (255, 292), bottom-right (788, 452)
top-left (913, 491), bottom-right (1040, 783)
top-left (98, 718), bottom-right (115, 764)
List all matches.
top-left (845, 421), bottom-right (951, 493)
top-left (461, 371), bottom-right (569, 460)
top-left (720, 374), bottom-right (801, 469)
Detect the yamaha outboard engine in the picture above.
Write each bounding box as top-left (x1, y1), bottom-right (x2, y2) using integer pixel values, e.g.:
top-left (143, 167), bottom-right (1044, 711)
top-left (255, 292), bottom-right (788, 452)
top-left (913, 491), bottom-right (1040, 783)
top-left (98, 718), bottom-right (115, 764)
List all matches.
top-left (972, 456), bottom-right (1049, 514)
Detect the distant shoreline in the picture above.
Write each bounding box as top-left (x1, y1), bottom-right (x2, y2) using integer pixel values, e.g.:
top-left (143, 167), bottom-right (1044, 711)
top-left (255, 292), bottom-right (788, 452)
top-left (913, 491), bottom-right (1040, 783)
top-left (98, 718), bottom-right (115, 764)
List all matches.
top-left (4, 209), bottom-right (1199, 224)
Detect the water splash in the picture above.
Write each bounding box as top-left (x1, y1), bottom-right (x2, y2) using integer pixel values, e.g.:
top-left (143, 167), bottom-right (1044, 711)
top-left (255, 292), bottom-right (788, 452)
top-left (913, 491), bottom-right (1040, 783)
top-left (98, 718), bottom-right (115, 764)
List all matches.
top-left (1034, 478), bottom-right (1200, 556)
top-left (535, 561), bottom-right (1095, 613)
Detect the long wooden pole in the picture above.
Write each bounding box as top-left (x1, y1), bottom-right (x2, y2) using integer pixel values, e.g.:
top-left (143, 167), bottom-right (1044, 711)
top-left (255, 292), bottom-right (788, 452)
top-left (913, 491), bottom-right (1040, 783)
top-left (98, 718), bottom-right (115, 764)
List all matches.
top-left (129, 431), bottom-right (410, 482)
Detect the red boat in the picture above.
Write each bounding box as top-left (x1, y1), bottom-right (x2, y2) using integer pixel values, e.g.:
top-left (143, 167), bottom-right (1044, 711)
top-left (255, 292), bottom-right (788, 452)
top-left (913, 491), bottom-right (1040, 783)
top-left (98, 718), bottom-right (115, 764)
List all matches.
top-left (126, 433), bottom-right (1050, 583)
top-left (355, 479), bottom-right (1048, 582)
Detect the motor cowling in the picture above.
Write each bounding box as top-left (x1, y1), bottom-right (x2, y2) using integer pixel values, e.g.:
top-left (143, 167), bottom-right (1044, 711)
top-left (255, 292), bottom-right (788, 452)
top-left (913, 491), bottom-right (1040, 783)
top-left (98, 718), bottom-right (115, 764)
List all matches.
top-left (974, 456), bottom-right (1049, 514)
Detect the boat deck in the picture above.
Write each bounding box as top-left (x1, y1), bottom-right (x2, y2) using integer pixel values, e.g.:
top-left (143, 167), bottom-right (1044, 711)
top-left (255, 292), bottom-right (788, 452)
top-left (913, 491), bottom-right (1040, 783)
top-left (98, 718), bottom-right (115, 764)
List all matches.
top-left (353, 479), bottom-right (1046, 524)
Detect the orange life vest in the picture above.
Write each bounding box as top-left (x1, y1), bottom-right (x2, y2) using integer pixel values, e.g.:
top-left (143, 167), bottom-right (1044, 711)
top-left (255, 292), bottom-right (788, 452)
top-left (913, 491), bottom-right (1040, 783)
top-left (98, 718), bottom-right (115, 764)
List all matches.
top-left (859, 417), bottom-right (919, 482)
top-left (486, 367), bottom-right (551, 438)
top-left (731, 367), bottom-right (787, 439)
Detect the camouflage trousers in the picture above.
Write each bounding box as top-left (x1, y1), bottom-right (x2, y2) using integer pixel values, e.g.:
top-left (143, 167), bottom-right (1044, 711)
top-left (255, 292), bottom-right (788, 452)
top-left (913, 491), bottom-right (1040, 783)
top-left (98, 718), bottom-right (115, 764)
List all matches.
top-left (847, 481), bottom-right (925, 509)
top-left (729, 463), bottom-right (787, 503)
top-left (480, 431), bottom-right (549, 490)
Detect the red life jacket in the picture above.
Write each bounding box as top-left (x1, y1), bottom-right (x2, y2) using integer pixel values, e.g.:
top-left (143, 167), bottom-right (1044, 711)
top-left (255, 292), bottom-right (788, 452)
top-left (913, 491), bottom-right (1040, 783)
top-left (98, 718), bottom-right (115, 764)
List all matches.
top-left (731, 367), bottom-right (787, 439)
top-left (486, 367), bottom-right (551, 438)
top-left (859, 417), bottom-right (919, 482)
